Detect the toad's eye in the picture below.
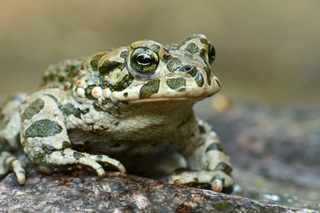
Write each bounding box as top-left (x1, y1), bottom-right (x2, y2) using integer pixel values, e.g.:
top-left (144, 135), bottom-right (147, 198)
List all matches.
top-left (130, 47), bottom-right (159, 75)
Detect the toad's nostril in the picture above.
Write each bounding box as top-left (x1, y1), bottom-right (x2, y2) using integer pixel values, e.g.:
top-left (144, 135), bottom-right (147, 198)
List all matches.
top-left (179, 65), bottom-right (198, 77)
top-left (184, 66), bottom-right (192, 71)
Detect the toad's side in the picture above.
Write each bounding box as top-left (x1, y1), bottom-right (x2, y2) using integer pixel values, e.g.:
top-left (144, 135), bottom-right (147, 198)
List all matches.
top-left (0, 34), bottom-right (233, 193)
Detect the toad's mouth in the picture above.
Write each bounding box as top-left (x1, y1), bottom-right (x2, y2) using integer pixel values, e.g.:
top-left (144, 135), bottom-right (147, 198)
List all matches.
top-left (111, 77), bottom-right (221, 104)
top-left (127, 96), bottom-right (205, 104)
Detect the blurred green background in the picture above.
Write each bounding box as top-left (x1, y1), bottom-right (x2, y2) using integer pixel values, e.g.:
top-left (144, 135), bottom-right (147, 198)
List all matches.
top-left (0, 0), bottom-right (319, 105)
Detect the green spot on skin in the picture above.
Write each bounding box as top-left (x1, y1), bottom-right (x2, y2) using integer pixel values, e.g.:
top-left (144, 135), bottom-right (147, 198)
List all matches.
top-left (194, 73), bottom-right (204, 87)
top-left (85, 85), bottom-right (96, 100)
top-left (167, 58), bottom-right (183, 72)
top-left (96, 155), bottom-right (103, 161)
top-left (42, 144), bottom-right (56, 154)
top-left (203, 67), bottom-right (212, 85)
top-left (166, 78), bottom-right (186, 91)
top-left (206, 143), bottom-right (224, 153)
top-left (179, 65), bottom-right (204, 87)
top-left (25, 119), bottom-right (63, 138)
top-left (90, 53), bottom-right (105, 71)
top-left (198, 125), bottom-right (206, 134)
top-left (21, 99), bottom-right (44, 122)
top-left (200, 38), bottom-right (208, 45)
top-left (44, 94), bottom-right (60, 106)
top-left (179, 34), bottom-right (203, 47)
top-left (208, 42), bottom-right (215, 64)
top-left (214, 162), bottom-right (233, 175)
top-left (99, 60), bottom-right (122, 75)
top-left (120, 51), bottom-right (128, 59)
top-left (139, 79), bottom-right (160, 99)
top-left (112, 74), bottom-right (134, 91)
top-left (62, 141), bottom-right (71, 149)
top-left (93, 103), bottom-right (103, 111)
top-left (185, 43), bottom-right (199, 54)
top-left (73, 152), bottom-right (85, 160)
top-left (15, 133), bottom-right (21, 145)
top-left (61, 103), bottom-right (81, 119)
top-left (45, 93), bottom-right (82, 118)
top-left (79, 108), bottom-right (90, 114)
top-left (101, 98), bottom-right (113, 105)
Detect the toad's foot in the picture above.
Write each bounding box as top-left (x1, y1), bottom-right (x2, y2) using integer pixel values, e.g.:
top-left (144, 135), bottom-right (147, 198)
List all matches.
top-left (35, 148), bottom-right (126, 179)
top-left (0, 151), bottom-right (26, 185)
top-left (168, 170), bottom-right (233, 193)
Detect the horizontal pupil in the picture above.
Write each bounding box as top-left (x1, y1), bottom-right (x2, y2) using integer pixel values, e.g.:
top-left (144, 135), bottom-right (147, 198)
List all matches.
top-left (136, 54), bottom-right (152, 65)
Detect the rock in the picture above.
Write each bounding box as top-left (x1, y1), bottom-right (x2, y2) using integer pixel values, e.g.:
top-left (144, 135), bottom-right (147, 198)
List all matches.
top-left (196, 99), bottom-right (320, 211)
top-left (1, 101), bottom-right (319, 212)
top-left (0, 169), bottom-right (315, 213)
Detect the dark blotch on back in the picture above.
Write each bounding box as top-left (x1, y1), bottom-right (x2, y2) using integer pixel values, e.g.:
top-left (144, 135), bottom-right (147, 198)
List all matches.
top-left (140, 79), bottom-right (160, 98)
top-left (26, 119), bottom-right (63, 138)
top-left (99, 60), bottom-right (122, 75)
top-left (200, 38), bottom-right (208, 45)
top-left (185, 43), bottom-right (199, 54)
top-left (167, 58), bottom-right (183, 72)
top-left (90, 53), bottom-right (105, 71)
top-left (21, 99), bottom-right (44, 122)
top-left (61, 103), bottom-right (81, 119)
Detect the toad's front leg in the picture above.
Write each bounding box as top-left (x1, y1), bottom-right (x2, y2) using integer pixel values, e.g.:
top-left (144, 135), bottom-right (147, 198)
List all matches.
top-left (19, 89), bottom-right (125, 184)
top-left (168, 120), bottom-right (234, 193)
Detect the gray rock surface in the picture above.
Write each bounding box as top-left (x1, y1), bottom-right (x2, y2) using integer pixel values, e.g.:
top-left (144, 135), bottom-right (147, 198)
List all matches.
top-left (0, 169), bottom-right (315, 213)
